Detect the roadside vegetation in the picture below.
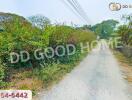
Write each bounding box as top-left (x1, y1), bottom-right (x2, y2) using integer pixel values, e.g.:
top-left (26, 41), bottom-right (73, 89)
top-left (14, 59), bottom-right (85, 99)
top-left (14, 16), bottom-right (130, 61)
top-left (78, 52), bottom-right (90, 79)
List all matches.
top-left (112, 14), bottom-right (132, 88)
top-left (80, 14), bottom-right (132, 63)
top-left (115, 14), bottom-right (132, 63)
top-left (114, 50), bottom-right (132, 82)
top-left (0, 13), bottom-right (96, 95)
top-left (79, 14), bottom-right (132, 84)
top-left (0, 12), bottom-right (131, 96)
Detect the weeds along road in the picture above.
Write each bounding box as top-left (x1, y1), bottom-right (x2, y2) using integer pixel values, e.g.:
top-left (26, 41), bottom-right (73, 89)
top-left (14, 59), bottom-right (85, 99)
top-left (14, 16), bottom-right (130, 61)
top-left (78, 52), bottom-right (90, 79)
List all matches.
top-left (38, 42), bottom-right (130, 100)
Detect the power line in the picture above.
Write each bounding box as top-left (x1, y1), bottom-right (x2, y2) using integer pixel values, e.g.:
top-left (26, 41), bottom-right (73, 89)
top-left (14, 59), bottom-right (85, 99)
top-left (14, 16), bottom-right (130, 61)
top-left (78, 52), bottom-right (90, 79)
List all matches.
top-left (59, 0), bottom-right (86, 23)
top-left (62, 0), bottom-right (91, 24)
top-left (72, 0), bottom-right (90, 23)
top-left (66, 0), bottom-right (88, 23)
top-left (60, 0), bottom-right (92, 24)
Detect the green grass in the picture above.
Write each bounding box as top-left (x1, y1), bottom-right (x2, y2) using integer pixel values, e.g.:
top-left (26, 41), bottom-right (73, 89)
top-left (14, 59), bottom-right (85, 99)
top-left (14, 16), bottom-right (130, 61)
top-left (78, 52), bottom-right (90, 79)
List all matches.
top-left (33, 52), bottom-right (87, 88)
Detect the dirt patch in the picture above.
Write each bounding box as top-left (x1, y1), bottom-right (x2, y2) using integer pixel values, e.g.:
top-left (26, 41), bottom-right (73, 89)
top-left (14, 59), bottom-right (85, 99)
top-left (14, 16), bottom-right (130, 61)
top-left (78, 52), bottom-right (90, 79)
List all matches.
top-left (114, 50), bottom-right (132, 99)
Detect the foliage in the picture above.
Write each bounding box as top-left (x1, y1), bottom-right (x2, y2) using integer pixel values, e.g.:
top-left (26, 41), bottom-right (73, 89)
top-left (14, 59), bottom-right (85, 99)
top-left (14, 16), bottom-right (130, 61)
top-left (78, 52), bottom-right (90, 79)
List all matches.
top-left (0, 12), bottom-right (96, 89)
top-left (114, 14), bottom-right (132, 62)
top-left (33, 52), bottom-right (87, 86)
top-left (91, 20), bottom-right (119, 39)
top-left (0, 59), bottom-right (7, 88)
top-left (116, 25), bottom-right (132, 46)
top-left (49, 25), bottom-right (96, 63)
top-left (28, 15), bottom-right (51, 30)
top-left (76, 25), bottom-right (92, 30)
top-left (0, 13), bottom-right (54, 68)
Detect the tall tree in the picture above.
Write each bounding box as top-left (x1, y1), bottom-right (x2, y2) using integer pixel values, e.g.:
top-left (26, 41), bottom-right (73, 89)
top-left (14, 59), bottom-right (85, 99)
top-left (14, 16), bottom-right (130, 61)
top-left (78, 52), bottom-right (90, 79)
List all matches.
top-left (28, 15), bottom-right (51, 31)
top-left (91, 20), bottom-right (119, 39)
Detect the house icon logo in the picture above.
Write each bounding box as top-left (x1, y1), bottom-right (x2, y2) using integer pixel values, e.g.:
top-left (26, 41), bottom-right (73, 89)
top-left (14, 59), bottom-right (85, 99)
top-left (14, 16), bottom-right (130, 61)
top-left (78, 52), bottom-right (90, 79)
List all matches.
top-left (109, 2), bottom-right (121, 11)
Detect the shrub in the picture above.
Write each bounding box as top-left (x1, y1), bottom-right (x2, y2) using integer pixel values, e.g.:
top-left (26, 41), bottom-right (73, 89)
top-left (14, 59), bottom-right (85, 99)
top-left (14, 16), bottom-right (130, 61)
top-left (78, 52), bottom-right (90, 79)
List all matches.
top-left (0, 60), bottom-right (7, 88)
top-left (49, 25), bottom-right (96, 63)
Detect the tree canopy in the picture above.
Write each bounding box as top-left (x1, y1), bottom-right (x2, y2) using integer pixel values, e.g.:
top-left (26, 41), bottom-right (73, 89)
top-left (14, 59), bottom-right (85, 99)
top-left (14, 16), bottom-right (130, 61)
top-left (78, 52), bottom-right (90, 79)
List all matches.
top-left (91, 20), bottom-right (119, 39)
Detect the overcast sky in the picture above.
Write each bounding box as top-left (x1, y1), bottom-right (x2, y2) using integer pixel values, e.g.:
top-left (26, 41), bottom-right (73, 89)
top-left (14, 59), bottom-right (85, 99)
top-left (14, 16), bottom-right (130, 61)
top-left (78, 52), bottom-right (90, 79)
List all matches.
top-left (0, 0), bottom-right (131, 25)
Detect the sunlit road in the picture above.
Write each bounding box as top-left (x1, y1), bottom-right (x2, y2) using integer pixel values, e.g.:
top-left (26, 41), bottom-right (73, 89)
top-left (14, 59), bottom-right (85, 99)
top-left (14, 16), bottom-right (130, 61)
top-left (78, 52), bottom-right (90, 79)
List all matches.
top-left (38, 42), bottom-right (130, 100)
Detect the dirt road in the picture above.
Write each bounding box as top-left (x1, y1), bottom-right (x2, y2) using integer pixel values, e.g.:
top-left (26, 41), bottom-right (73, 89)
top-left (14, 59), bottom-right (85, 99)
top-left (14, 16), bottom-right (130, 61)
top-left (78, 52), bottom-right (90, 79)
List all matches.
top-left (38, 42), bottom-right (130, 100)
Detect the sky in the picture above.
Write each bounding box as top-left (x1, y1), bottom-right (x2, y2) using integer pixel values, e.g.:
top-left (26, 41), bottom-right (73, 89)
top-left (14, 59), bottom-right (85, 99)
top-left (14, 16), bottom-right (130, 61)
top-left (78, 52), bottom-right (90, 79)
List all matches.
top-left (0, 0), bottom-right (131, 25)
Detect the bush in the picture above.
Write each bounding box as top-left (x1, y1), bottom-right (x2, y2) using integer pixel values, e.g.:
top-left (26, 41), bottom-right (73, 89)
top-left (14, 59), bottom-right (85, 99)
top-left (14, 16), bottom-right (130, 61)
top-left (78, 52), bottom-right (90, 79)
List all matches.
top-left (49, 25), bottom-right (96, 63)
top-left (0, 15), bottom-right (53, 68)
top-left (0, 14), bottom-right (96, 68)
top-left (0, 60), bottom-right (7, 88)
top-left (0, 13), bottom-right (97, 89)
top-left (117, 25), bottom-right (132, 46)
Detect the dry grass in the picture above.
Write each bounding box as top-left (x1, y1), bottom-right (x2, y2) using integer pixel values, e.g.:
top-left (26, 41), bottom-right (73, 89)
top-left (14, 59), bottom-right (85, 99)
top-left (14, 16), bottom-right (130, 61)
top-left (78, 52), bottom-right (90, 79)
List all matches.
top-left (5, 70), bottom-right (43, 96)
top-left (114, 50), bottom-right (132, 99)
top-left (114, 50), bottom-right (132, 83)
